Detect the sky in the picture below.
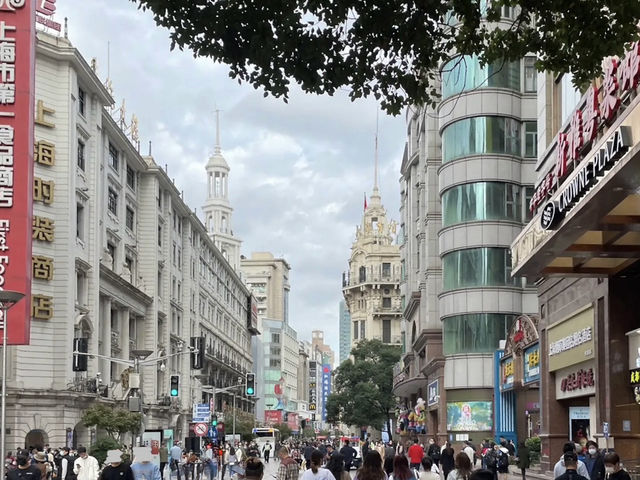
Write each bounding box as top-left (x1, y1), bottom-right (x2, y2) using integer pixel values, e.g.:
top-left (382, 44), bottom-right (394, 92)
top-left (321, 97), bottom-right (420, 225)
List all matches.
top-left (53, 1), bottom-right (406, 355)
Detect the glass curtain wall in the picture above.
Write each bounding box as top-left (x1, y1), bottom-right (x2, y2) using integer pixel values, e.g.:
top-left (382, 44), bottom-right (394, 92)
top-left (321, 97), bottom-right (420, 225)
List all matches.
top-left (442, 116), bottom-right (521, 162)
top-left (443, 313), bottom-right (516, 354)
top-left (442, 182), bottom-right (521, 226)
top-left (442, 247), bottom-right (518, 291)
top-left (442, 55), bottom-right (521, 99)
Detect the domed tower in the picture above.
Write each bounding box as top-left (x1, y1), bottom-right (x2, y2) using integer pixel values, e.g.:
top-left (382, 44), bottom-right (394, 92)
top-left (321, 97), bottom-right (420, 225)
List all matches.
top-left (202, 110), bottom-right (242, 270)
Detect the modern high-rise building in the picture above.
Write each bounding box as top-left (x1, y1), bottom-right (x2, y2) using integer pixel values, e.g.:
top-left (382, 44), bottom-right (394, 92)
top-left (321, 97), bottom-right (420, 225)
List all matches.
top-left (202, 111), bottom-right (242, 271)
top-left (342, 178), bottom-right (402, 350)
top-left (393, 13), bottom-right (539, 442)
top-left (311, 330), bottom-right (335, 368)
top-left (339, 300), bottom-right (351, 364)
top-left (242, 252), bottom-right (290, 322)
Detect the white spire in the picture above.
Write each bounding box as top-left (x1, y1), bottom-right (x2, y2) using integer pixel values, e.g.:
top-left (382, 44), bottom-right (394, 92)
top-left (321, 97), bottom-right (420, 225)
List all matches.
top-left (374, 109), bottom-right (379, 192)
top-left (215, 108), bottom-right (221, 155)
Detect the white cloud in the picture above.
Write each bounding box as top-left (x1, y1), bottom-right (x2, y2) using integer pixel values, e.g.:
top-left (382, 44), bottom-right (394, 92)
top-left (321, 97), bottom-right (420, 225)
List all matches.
top-left (56, 0), bottom-right (406, 355)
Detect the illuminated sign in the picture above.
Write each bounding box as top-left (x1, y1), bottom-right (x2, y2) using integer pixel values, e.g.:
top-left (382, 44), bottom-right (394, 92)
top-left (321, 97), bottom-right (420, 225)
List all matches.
top-left (0, 0), bottom-right (35, 344)
top-left (629, 367), bottom-right (640, 386)
top-left (524, 344), bottom-right (540, 384)
top-left (501, 357), bottom-right (514, 390)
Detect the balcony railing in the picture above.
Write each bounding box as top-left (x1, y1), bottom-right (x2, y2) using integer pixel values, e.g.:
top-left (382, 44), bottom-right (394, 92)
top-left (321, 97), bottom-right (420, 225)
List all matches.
top-left (343, 274), bottom-right (401, 288)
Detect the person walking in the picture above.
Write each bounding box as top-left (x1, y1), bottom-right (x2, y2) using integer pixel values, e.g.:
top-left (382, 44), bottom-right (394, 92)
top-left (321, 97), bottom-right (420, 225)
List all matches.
top-left (354, 451), bottom-right (385, 480)
top-left (384, 443), bottom-right (395, 477)
top-left (555, 453), bottom-right (589, 480)
top-left (99, 450), bottom-right (134, 480)
top-left (7, 450), bottom-right (41, 480)
top-left (441, 443), bottom-right (455, 480)
top-left (427, 440), bottom-right (440, 469)
top-left (159, 443), bottom-right (169, 480)
top-left (516, 442), bottom-right (530, 480)
top-left (73, 448), bottom-right (99, 480)
top-left (446, 453), bottom-right (472, 480)
top-left (554, 443), bottom-right (590, 479)
top-left (340, 441), bottom-right (357, 472)
top-left (301, 450), bottom-right (337, 480)
top-left (419, 457), bottom-right (440, 480)
top-left (495, 446), bottom-right (509, 480)
top-left (131, 448), bottom-right (161, 480)
top-left (462, 443), bottom-right (475, 470)
top-left (603, 453), bottom-right (631, 480)
top-left (408, 439), bottom-right (425, 472)
top-left (277, 447), bottom-right (300, 480)
top-left (390, 455), bottom-right (417, 480)
top-left (262, 443), bottom-right (272, 464)
top-left (170, 442), bottom-right (183, 480)
top-left (583, 441), bottom-right (604, 480)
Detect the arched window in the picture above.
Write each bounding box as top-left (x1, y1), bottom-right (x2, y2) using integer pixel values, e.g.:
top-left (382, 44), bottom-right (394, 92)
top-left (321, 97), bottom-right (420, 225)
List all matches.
top-left (358, 266), bottom-right (366, 283)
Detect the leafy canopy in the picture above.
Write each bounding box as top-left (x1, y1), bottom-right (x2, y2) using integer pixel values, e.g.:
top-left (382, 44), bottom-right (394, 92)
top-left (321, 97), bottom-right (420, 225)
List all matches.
top-left (81, 404), bottom-right (142, 440)
top-left (325, 339), bottom-right (400, 429)
top-left (133, 0), bottom-right (640, 114)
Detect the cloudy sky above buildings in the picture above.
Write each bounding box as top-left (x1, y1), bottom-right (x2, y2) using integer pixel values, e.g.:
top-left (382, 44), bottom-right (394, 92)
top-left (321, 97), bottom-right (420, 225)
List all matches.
top-left (54, 1), bottom-right (405, 354)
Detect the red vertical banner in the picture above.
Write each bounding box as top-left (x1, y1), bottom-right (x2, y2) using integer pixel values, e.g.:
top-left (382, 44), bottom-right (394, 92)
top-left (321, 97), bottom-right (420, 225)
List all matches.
top-left (0, 0), bottom-right (35, 344)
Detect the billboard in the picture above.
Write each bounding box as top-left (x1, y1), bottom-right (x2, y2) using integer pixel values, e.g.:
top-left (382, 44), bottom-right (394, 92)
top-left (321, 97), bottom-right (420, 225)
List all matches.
top-left (309, 361), bottom-right (317, 411)
top-left (0, 0), bottom-right (35, 344)
top-left (446, 402), bottom-right (493, 431)
top-left (247, 294), bottom-right (258, 332)
top-left (287, 412), bottom-right (298, 432)
top-left (264, 410), bottom-right (282, 426)
top-left (524, 343), bottom-right (540, 384)
top-left (322, 364), bottom-right (331, 421)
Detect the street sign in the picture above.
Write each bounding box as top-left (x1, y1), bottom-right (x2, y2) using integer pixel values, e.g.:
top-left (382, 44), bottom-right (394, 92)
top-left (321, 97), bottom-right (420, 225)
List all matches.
top-left (194, 423), bottom-right (208, 437)
top-left (192, 403), bottom-right (210, 423)
top-left (603, 422), bottom-right (609, 438)
top-left (209, 427), bottom-right (218, 439)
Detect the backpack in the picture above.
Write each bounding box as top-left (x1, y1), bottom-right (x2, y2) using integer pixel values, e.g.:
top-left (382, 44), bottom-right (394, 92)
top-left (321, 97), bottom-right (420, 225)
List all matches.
top-left (485, 453), bottom-right (497, 469)
top-left (498, 453), bottom-right (509, 469)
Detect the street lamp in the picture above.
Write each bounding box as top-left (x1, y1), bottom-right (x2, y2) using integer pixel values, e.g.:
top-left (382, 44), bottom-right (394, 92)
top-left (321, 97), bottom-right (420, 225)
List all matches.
top-left (0, 290), bottom-right (25, 480)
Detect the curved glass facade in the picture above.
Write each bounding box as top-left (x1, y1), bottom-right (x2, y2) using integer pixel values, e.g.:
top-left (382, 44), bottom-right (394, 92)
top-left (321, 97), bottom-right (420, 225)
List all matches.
top-left (442, 247), bottom-right (517, 291)
top-left (442, 56), bottom-right (520, 99)
top-left (443, 313), bottom-right (516, 355)
top-left (442, 182), bottom-right (521, 226)
top-left (442, 116), bottom-right (521, 163)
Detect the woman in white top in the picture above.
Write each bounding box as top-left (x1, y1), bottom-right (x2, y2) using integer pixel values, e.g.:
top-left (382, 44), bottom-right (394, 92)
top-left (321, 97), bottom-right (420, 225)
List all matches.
top-left (447, 453), bottom-right (472, 480)
top-left (419, 457), bottom-right (440, 480)
top-left (301, 451), bottom-right (337, 480)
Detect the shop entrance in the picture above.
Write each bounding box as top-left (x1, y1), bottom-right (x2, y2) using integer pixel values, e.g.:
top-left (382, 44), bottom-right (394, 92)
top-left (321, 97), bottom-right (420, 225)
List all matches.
top-left (569, 406), bottom-right (591, 445)
top-left (25, 429), bottom-right (48, 450)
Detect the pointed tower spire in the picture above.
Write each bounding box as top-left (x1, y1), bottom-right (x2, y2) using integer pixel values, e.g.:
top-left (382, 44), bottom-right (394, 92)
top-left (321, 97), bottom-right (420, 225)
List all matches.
top-left (215, 108), bottom-right (222, 155)
top-left (374, 109), bottom-right (379, 192)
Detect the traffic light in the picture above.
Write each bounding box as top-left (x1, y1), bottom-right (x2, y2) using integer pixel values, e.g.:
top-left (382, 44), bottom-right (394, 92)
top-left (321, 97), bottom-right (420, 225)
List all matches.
top-left (246, 373), bottom-right (255, 396)
top-left (72, 338), bottom-right (88, 372)
top-left (190, 336), bottom-right (204, 370)
top-left (212, 414), bottom-right (218, 427)
top-left (170, 375), bottom-right (180, 397)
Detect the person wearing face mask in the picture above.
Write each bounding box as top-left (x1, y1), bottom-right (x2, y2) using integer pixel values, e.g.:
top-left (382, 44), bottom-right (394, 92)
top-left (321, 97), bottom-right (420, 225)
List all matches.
top-left (7, 450), bottom-right (42, 480)
top-left (603, 453), bottom-right (631, 480)
top-left (583, 442), bottom-right (605, 480)
top-left (555, 452), bottom-right (589, 480)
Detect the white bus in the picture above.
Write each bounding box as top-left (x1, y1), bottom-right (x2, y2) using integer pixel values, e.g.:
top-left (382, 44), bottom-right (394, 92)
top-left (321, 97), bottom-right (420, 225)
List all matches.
top-left (252, 427), bottom-right (280, 450)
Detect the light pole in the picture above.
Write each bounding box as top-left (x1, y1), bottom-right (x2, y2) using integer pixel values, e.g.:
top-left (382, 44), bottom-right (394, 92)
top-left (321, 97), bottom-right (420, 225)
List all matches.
top-left (0, 290), bottom-right (25, 480)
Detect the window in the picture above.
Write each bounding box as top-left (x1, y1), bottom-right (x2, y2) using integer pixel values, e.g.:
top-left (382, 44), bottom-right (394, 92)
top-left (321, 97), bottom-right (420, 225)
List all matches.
top-left (358, 266), bottom-right (366, 283)
top-left (561, 73), bottom-right (582, 126)
top-left (524, 57), bottom-right (537, 93)
top-left (125, 206), bottom-right (135, 231)
top-left (76, 203), bottom-right (85, 240)
top-left (76, 270), bottom-right (87, 306)
top-left (441, 55), bottom-right (521, 99)
top-left (524, 186), bottom-right (535, 222)
top-left (382, 263), bottom-right (391, 277)
top-left (158, 225), bottom-right (162, 247)
top-left (360, 321), bottom-right (365, 339)
top-left (78, 87), bottom-right (86, 116)
top-left (124, 255), bottom-right (135, 278)
top-left (443, 313), bottom-right (516, 355)
top-left (383, 319), bottom-right (391, 344)
top-left (353, 321), bottom-right (358, 340)
top-left (107, 188), bottom-right (118, 215)
top-left (126, 166), bottom-right (135, 190)
top-left (382, 297), bottom-right (392, 309)
top-left (442, 247), bottom-right (519, 291)
top-left (271, 333), bottom-right (280, 344)
top-left (157, 268), bottom-right (163, 296)
top-left (77, 140), bottom-right (85, 171)
top-left (108, 143), bottom-right (119, 171)
top-left (442, 116), bottom-right (521, 163)
top-left (442, 182), bottom-right (521, 226)
top-left (524, 122), bottom-right (538, 158)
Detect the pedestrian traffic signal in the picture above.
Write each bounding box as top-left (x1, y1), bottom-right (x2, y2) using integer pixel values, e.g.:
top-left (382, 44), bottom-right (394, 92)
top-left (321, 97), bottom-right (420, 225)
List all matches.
top-left (190, 336), bottom-right (204, 370)
top-left (170, 375), bottom-right (180, 397)
top-left (212, 414), bottom-right (218, 427)
top-left (72, 338), bottom-right (88, 372)
top-left (246, 373), bottom-right (255, 396)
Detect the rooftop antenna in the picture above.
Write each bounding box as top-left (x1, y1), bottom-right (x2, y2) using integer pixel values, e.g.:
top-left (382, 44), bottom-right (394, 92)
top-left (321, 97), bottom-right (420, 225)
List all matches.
top-left (148, 141), bottom-right (152, 156)
top-left (374, 109), bottom-right (379, 191)
top-left (215, 108), bottom-right (222, 154)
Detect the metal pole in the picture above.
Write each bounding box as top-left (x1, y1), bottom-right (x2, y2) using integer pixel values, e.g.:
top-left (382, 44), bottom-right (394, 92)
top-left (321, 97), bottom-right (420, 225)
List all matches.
top-left (232, 393), bottom-right (236, 443)
top-left (1, 306), bottom-right (7, 480)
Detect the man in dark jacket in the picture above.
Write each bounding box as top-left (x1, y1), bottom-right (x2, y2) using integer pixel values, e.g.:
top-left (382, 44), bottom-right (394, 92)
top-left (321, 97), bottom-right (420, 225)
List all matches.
top-left (339, 441), bottom-right (357, 471)
top-left (583, 441), bottom-right (605, 480)
top-left (556, 452), bottom-right (589, 480)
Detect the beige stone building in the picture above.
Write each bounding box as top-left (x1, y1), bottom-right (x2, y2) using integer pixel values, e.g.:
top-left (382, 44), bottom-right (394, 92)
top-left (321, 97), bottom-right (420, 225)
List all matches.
top-left (241, 252), bottom-right (290, 322)
top-left (342, 184), bottom-right (402, 350)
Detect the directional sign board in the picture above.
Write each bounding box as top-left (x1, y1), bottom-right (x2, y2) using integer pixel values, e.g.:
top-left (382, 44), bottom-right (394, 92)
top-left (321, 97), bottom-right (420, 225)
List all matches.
top-left (192, 403), bottom-right (210, 423)
top-left (194, 423), bottom-right (208, 437)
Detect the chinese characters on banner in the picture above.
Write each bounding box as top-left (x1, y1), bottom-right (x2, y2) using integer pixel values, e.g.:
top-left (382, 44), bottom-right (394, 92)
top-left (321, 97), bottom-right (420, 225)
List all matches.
top-left (530, 42), bottom-right (640, 213)
top-left (321, 364), bottom-right (331, 422)
top-left (308, 361), bottom-right (317, 411)
top-left (0, 0), bottom-right (36, 344)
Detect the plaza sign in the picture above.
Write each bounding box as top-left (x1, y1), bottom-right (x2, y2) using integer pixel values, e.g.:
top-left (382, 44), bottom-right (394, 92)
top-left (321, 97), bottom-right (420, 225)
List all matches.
top-left (540, 126), bottom-right (632, 230)
top-left (530, 41), bottom-right (640, 214)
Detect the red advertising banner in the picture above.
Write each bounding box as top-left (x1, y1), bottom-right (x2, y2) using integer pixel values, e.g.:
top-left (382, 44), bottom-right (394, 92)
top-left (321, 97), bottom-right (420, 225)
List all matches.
top-left (287, 412), bottom-right (298, 431)
top-left (264, 410), bottom-right (282, 426)
top-left (0, 0), bottom-right (35, 344)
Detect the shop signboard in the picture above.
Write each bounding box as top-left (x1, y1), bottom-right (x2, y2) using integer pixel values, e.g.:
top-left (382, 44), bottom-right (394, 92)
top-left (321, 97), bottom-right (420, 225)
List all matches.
top-left (547, 307), bottom-right (595, 371)
top-left (629, 367), bottom-right (640, 386)
top-left (309, 361), bottom-right (317, 411)
top-left (555, 360), bottom-right (596, 400)
top-left (264, 410), bottom-right (282, 426)
top-left (0, 0), bottom-right (36, 345)
top-left (287, 412), bottom-right (299, 432)
top-left (524, 343), bottom-right (541, 384)
top-left (500, 356), bottom-right (515, 391)
top-left (321, 364), bottom-right (331, 421)
top-left (427, 379), bottom-right (439, 407)
top-left (446, 402), bottom-right (493, 431)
